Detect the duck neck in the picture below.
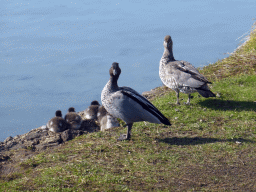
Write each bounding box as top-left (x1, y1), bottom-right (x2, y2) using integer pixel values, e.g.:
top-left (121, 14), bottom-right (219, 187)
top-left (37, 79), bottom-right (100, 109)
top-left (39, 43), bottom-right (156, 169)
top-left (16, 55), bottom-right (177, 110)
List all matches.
top-left (109, 76), bottom-right (119, 91)
top-left (163, 46), bottom-right (175, 61)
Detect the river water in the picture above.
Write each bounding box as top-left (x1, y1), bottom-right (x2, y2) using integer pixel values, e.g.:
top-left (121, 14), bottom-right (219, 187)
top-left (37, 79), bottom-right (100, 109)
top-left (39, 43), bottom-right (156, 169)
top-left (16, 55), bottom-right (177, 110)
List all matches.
top-left (0, 0), bottom-right (255, 141)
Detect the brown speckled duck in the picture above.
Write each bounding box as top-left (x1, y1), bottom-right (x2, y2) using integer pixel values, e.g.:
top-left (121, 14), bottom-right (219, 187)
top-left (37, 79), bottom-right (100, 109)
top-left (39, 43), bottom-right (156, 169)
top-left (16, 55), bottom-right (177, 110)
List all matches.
top-left (159, 35), bottom-right (215, 105)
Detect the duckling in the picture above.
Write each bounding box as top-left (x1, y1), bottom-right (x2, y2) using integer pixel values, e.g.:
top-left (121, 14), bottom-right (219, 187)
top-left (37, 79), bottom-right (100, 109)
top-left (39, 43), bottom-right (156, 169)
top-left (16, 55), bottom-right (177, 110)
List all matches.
top-left (46, 110), bottom-right (68, 133)
top-left (64, 107), bottom-right (82, 130)
top-left (97, 106), bottom-right (120, 131)
top-left (84, 100), bottom-right (100, 120)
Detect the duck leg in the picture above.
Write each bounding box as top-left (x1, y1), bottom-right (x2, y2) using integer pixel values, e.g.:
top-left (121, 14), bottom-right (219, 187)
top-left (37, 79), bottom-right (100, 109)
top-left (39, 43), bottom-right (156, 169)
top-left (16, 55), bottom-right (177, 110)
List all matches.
top-left (175, 90), bottom-right (180, 105)
top-left (185, 94), bottom-right (191, 105)
top-left (117, 123), bottom-right (133, 141)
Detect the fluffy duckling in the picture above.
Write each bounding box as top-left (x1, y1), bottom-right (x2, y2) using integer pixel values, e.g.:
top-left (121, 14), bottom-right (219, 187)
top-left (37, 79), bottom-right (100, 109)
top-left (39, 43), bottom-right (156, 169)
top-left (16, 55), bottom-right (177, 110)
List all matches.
top-left (46, 110), bottom-right (68, 133)
top-left (64, 107), bottom-right (82, 130)
top-left (97, 105), bottom-right (120, 131)
top-left (84, 100), bottom-right (100, 120)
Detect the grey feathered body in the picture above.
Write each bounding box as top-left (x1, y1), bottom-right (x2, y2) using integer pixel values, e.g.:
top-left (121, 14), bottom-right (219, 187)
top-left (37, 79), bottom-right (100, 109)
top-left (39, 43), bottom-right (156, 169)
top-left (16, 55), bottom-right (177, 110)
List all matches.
top-left (101, 62), bottom-right (170, 140)
top-left (101, 81), bottom-right (153, 124)
top-left (159, 57), bottom-right (211, 94)
top-left (101, 79), bottom-right (170, 125)
top-left (159, 35), bottom-right (215, 100)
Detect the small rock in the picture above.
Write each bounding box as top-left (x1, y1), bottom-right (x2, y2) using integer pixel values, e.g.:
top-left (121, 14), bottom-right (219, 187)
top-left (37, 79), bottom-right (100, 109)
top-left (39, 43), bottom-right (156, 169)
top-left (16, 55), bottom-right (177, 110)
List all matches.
top-left (0, 155), bottom-right (10, 162)
top-left (10, 143), bottom-right (27, 150)
top-left (13, 135), bottom-right (20, 140)
top-left (41, 125), bottom-right (47, 129)
top-left (36, 143), bottom-right (60, 151)
top-left (4, 136), bottom-right (13, 143)
top-left (24, 131), bottom-right (48, 141)
top-left (5, 141), bottom-right (18, 150)
top-left (216, 92), bottom-right (221, 98)
top-left (193, 123), bottom-right (200, 128)
top-left (174, 117), bottom-right (178, 120)
top-left (235, 141), bottom-right (242, 144)
top-left (144, 121), bottom-right (149, 125)
top-left (41, 134), bottom-right (62, 144)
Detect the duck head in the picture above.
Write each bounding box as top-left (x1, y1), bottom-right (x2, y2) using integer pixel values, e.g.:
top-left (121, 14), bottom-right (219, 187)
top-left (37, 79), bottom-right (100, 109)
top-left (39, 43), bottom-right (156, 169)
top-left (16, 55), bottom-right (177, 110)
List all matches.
top-left (163, 35), bottom-right (173, 49)
top-left (55, 110), bottom-right (62, 117)
top-left (110, 62), bottom-right (121, 78)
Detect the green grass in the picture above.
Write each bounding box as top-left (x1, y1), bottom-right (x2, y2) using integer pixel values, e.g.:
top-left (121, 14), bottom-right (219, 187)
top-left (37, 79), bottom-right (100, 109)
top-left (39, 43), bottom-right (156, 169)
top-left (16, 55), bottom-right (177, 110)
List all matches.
top-left (1, 25), bottom-right (256, 191)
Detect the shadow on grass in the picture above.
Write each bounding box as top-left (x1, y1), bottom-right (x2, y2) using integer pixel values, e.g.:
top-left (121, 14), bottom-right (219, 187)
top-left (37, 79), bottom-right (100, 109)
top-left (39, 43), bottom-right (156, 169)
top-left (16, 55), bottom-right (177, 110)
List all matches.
top-left (158, 137), bottom-right (255, 145)
top-left (198, 99), bottom-right (256, 112)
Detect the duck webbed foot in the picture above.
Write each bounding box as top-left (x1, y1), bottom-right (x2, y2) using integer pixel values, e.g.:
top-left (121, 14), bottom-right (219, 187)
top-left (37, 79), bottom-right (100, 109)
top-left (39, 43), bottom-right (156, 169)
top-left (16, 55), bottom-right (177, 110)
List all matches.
top-left (117, 134), bottom-right (130, 141)
top-left (117, 123), bottom-right (132, 141)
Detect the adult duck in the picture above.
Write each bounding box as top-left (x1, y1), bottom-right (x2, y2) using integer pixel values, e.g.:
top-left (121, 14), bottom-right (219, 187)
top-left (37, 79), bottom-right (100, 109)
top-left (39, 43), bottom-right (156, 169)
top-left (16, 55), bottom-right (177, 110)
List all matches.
top-left (101, 62), bottom-right (171, 140)
top-left (159, 35), bottom-right (215, 105)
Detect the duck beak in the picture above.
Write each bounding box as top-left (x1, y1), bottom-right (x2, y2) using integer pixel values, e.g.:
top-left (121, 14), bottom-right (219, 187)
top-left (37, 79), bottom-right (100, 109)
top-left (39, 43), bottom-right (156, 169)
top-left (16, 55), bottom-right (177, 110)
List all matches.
top-left (163, 41), bottom-right (167, 47)
top-left (113, 69), bottom-right (117, 76)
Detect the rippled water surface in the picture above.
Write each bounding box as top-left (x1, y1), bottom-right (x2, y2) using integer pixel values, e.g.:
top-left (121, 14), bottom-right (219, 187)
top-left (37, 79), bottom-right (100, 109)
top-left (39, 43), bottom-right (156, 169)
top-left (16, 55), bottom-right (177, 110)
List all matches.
top-left (0, 0), bottom-right (255, 141)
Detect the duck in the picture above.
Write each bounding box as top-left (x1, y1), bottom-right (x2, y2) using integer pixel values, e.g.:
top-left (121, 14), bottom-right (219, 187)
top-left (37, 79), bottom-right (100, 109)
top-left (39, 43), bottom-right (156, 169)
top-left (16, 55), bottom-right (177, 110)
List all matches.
top-left (159, 35), bottom-right (215, 105)
top-left (101, 62), bottom-right (171, 140)
top-left (97, 105), bottom-right (120, 131)
top-left (64, 107), bottom-right (82, 130)
top-left (84, 100), bottom-right (100, 120)
top-left (46, 110), bottom-right (68, 133)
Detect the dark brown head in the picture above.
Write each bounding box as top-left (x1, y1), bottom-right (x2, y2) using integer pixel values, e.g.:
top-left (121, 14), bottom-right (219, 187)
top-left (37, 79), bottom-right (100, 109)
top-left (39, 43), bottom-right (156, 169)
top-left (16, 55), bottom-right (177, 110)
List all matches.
top-left (109, 62), bottom-right (121, 78)
top-left (163, 35), bottom-right (173, 48)
top-left (55, 110), bottom-right (62, 117)
top-left (68, 107), bottom-right (75, 112)
top-left (97, 105), bottom-right (108, 121)
top-left (91, 100), bottom-right (100, 106)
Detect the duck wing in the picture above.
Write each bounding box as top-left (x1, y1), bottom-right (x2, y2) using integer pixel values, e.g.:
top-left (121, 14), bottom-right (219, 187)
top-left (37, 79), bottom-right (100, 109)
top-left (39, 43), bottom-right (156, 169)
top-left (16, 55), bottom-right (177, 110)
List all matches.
top-left (165, 60), bottom-right (211, 88)
top-left (120, 86), bottom-right (171, 125)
